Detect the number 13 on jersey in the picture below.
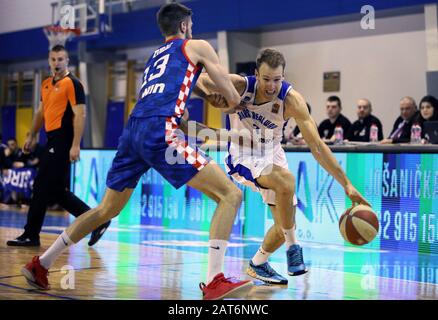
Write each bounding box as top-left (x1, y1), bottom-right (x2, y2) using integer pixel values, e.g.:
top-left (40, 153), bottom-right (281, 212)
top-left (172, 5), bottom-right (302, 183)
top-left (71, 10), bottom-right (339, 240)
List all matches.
top-left (140, 54), bottom-right (169, 98)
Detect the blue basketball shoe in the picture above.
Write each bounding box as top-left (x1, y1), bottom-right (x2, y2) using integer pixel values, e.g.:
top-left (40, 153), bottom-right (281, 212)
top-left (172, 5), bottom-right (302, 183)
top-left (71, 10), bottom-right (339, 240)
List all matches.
top-left (286, 244), bottom-right (308, 276)
top-left (246, 260), bottom-right (288, 285)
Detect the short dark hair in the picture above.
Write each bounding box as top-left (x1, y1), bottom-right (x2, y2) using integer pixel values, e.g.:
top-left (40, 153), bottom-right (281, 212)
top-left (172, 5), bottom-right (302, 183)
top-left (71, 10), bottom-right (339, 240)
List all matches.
top-left (327, 95), bottom-right (342, 108)
top-left (256, 49), bottom-right (286, 71)
top-left (157, 3), bottom-right (193, 37)
top-left (51, 44), bottom-right (66, 52)
top-left (50, 44), bottom-right (68, 57)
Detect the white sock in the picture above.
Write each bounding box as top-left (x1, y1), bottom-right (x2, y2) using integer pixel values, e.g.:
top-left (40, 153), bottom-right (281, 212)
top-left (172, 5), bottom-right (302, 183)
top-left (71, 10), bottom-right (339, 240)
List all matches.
top-left (251, 246), bottom-right (272, 266)
top-left (282, 227), bottom-right (298, 249)
top-left (207, 239), bottom-right (228, 284)
top-left (40, 231), bottom-right (74, 269)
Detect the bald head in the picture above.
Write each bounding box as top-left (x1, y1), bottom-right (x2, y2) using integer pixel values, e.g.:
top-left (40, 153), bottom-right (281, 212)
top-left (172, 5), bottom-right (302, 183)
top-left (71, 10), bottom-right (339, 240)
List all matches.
top-left (357, 98), bottom-right (372, 120)
top-left (399, 96), bottom-right (417, 121)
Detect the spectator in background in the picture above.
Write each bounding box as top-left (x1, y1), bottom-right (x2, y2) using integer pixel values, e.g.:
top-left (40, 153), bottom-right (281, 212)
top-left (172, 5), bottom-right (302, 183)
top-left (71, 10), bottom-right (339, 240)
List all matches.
top-left (4, 138), bottom-right (25, 169)
top-left (2, 138), bottom-right (26, 205)
top-left (381, 96), bottom-right (419, 144)
top-left (318, 96), bottom-right (351, 142)
top-left (416, 95), bottom-right (438, 143)
top-left (346, 98), bottom-right (383, 142)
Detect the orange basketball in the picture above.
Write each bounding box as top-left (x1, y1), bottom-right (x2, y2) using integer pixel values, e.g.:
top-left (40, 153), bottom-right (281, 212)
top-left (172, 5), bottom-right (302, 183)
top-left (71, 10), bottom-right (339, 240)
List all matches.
top-left (338, 204), bottom-right (379, 246)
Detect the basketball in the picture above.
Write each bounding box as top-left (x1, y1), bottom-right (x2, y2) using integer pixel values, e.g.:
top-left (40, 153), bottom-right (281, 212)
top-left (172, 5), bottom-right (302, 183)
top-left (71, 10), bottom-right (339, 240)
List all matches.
top-left (339, 204), bottom-right (379, 246)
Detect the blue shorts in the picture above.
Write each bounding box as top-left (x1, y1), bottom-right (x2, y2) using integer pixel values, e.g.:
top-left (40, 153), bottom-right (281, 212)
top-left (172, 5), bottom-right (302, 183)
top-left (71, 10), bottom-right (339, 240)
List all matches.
top-left (106, 116), bottom-right (210, 191)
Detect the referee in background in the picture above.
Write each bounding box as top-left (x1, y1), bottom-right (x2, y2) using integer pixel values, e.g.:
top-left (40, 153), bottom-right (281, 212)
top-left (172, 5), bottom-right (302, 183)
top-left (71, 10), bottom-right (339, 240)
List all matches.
top-left (7, 45), bottom-right (110, 247)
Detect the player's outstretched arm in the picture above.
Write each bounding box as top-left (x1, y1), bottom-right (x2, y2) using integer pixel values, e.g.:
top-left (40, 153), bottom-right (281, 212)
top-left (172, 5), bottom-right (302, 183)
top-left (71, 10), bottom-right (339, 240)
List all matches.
top-left (193, 73), bottom-right (215, 99)
top-left (197, 73), bottom-right (246, 96)
top-left (185, 40), bottom-right (241, 109)
top-left (194, 73), bottom-right (246, 114)
top-left (285, 90), bottom-right (370, 206)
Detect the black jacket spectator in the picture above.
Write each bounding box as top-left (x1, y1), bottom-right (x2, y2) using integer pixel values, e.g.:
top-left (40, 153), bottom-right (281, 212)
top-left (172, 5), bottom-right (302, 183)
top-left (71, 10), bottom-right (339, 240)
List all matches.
top-left (388, 111), bottom-right (420, 143)
top-left (318, 114), bottom-right (351, 140)
top-left (4, 146), bottom-right (25, 169)
top-left (347, 115), bottom-right (384, 142)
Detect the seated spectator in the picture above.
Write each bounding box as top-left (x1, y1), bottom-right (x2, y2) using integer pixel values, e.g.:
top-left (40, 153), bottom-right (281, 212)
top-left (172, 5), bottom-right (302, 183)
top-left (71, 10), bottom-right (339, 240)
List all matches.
top-left (282, 103), bottom-right (313, 145)
top-left (381, 96), bottom-right (419, 144)
top-left (4, 138), bottom-right (26, 169)
top-left (2, 138), bottom-right (28, 205)
top-left (416, 95), bottom-right (438, 143)
top-left (318, 96), bottom-right (351, 142)
top-left (346, 98), bottom-right (383, 142)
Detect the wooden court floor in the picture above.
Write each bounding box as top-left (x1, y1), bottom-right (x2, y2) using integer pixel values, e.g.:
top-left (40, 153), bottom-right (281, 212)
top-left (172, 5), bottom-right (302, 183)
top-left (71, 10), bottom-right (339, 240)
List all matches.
top-left (1, 207), bottom-right (438, 300)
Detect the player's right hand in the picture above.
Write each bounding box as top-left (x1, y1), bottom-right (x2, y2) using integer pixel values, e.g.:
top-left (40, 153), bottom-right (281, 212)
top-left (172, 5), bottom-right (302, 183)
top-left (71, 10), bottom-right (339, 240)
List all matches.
top-left (344, 183), bottom-right (371, 207)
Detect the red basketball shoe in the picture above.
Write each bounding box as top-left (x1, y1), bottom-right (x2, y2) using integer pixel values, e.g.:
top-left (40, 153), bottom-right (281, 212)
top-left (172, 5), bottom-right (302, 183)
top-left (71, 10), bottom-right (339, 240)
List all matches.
top-left (21, 256), bottom-right (50, 290)
top-left (199, 273), bottom-right (253, 300)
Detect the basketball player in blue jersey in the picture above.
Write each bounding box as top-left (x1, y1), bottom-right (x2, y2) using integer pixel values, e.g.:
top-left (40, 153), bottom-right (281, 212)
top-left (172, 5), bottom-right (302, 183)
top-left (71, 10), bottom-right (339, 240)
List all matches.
top-left (194, 49), bottom-right (371, 285)
top-left (20, 3), bottom-right (253, 300)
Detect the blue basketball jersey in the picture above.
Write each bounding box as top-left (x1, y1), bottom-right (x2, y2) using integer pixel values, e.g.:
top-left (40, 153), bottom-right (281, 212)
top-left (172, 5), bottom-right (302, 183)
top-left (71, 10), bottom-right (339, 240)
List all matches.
top-left (130, 38), bottom-right (202, 118)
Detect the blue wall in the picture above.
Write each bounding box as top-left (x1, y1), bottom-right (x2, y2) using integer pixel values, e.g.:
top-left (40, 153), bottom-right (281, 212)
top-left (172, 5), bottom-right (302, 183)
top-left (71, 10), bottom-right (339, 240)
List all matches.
top-left (104, 101), bottom-right (125, 148)
top-left (1, 105), bottom-right (16, 141)
top-left (0, 0), bottom-right (434, 62)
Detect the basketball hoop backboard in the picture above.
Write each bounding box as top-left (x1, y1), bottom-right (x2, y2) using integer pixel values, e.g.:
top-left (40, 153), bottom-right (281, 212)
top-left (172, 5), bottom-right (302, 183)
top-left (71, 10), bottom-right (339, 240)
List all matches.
top-left (50, 0), bottom-right (112, 38)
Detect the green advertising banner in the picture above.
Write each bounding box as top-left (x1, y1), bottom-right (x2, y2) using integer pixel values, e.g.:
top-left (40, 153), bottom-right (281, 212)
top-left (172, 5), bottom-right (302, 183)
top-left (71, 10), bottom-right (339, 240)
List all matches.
top-left (73, 150), bottom-right (438, 255)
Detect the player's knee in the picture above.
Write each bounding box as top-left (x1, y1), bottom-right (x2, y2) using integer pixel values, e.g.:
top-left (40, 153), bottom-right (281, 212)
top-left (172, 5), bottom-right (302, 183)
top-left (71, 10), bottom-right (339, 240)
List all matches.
top-left (234, 187), bottom-right (243, 204)
top-left (274, 224), bottom-right (283, 237)
top-left (223, 185), bottom-right (242, 207)
top-left (274, 172), bottom-right (295, 196)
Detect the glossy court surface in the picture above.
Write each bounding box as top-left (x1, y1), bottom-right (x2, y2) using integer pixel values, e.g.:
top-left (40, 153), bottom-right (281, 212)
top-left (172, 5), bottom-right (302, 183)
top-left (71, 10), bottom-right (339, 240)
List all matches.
top-left (1, 205), bottom-right (437, 300)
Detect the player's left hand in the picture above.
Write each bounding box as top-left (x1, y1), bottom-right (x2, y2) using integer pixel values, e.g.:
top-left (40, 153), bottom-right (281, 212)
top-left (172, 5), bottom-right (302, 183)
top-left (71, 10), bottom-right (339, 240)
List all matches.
top-left (344, 183), bottom-right (371, 207)
top-left (206, 93), bottom-right (246, 114)
top-left (206, 93), bottom-right (228, 108)
top-left (70, 145), bottom-right (80, 162)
